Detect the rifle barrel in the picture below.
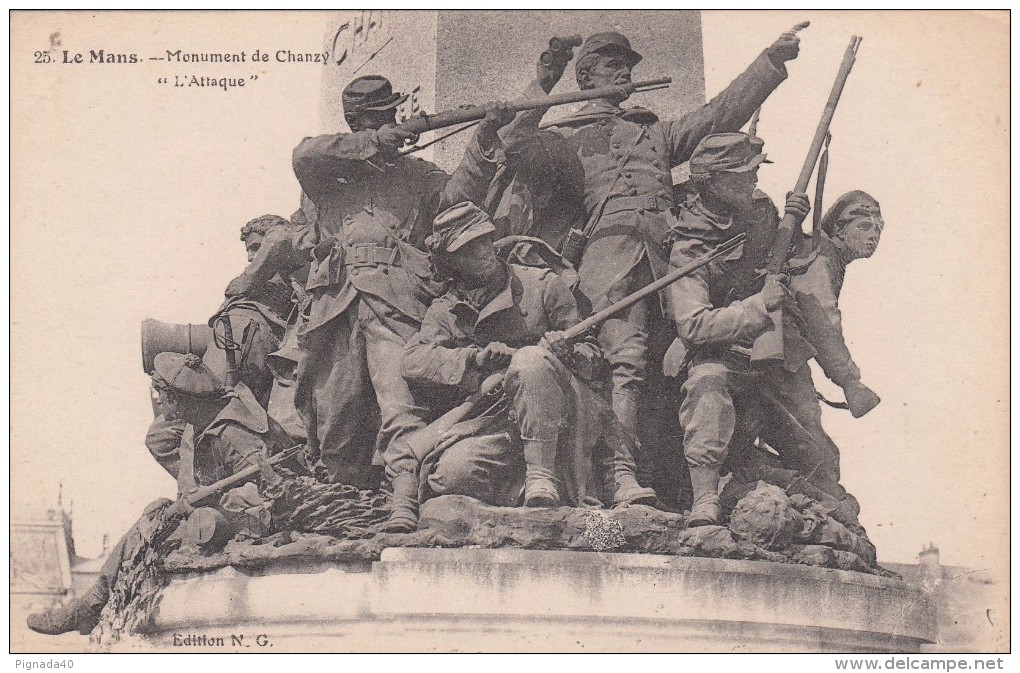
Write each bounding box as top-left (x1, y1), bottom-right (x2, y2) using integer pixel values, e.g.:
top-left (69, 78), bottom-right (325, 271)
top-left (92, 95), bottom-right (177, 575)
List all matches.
top-left (399, 234), bottom-right (742, 459)
top-left (767, 36), bottom-right (861, 274)
top-left (564, 233), bottom-right (746, 340)
top-left (397, 78), bottom-right (672, 136)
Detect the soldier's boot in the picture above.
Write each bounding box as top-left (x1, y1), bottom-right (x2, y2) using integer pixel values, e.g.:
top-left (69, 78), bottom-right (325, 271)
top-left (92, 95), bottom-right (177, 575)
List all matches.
top-left (598, 396), bottom-right (657, 506)
top-left (27, 599), bottom-right (100, 636)
top-left (523, 439), bottom-right (560, 507)
top-left (687, 466), bottom-right (722, 527)
top-left (612, 469), bottom-right (658, 506)
top-left (381, 472), bottom-right (419, 533)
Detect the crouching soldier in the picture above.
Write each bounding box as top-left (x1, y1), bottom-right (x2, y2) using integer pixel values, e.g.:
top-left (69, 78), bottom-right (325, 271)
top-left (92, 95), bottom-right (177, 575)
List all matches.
top-left (664, 132), bottom-right (850, 527)
top-left (27, 353), bottom-right (296, 636)
top-left (395, 202), bottom-right (655, 525)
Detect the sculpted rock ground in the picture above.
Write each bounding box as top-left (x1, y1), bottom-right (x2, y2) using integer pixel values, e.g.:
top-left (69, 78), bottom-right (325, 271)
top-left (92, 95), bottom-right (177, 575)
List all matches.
top-left (93, 481), bottom-right (893, 645)
top-left (417, 494), bottom-right (688, 553)
top-left (160, 482), bottom-right (888, 577)
top-left (414, 485), bottom-right (890, 576)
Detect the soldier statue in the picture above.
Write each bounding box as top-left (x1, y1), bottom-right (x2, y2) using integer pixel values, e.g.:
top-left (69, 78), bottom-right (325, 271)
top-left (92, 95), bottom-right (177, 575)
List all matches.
top-left (722, 190), bottom-right (886, 530)
top-left (225, 75), bottom-right (514, 522)
top-left (663, 132), bottom-right (864, 527)
top-left (28, 353), bottom-right (295, 636)
top-left (501, 28), bottom-right (805, 486)
top-left (789, 190), bottom-right (883, 421)
top-left (146, 213), bottom-right (305, 482)
top-left (399, 202), bottom-right (655, 517)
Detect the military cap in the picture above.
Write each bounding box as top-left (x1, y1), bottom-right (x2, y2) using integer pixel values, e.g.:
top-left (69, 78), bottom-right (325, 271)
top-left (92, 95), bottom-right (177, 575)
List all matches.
top-left (689, 132), bottom-right (769, 177)
top-left (747, 135), bottom-right (775, 167)
top-left (341, 75), bottom-right (408, 117)
top-left (427, 202), bottom-right (496, 254)
top-left (820, 190), bottom-right (883, 237)
top-left (151, 352), bottom-right (225, 397)
top-left (577, 32), bottom-right (642, 68)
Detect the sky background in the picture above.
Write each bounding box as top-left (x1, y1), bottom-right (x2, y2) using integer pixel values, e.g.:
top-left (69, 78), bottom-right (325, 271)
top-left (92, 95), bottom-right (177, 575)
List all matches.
top-left (10, 10), bottom-right (1009, 573)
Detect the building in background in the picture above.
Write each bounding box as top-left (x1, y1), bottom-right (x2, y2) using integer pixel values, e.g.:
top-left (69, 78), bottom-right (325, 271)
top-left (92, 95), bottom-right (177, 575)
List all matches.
top-left (10, 489), bottom-right (110, 650)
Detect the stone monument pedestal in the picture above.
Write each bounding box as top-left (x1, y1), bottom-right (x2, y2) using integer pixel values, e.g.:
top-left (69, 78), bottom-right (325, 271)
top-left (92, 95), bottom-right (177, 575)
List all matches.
top-left (137, 548), bottom-right (935, 653)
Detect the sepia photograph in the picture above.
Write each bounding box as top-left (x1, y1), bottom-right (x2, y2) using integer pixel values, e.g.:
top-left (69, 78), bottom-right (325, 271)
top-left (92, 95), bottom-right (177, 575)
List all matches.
top-left (8, 9), bottom-right (1011, 659)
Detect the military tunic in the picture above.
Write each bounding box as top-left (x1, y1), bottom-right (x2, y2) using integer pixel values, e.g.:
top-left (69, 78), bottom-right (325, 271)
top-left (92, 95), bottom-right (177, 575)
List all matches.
top-left (789, 233), bottom-right (862, 388)
top-left (401, 263), bottom-right (613, 507)
top-left (237, 128), bottom-right (500, 484)
top-left (508, 51), bottom-right (791, 455)
top-left (665, 192), bottom-right (843, 497)
top-left (742, 232), bottom-right (868, 485)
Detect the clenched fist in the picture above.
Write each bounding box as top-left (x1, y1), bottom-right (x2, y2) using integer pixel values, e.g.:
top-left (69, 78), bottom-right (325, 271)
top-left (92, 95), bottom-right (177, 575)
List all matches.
top-left (536, 47), bottom-right (575, 94)
top-left (376, 125), bottom-right (417, 154)
top-left (761, 273), bottom-right (793, 311)
top-left (785, 191), bottom-right (811, 226)
top-left (767, 21), bottom-right (809, 66)
top-left (478, 101), bottom-right (515, 140)
top-left (539, 330), bottom-right (572, 361)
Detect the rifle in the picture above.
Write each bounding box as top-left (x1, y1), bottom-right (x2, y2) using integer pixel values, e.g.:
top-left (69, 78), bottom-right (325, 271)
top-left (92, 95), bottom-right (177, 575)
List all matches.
top-left (394, 77), bottom-right (671, 138)
top-left (752, 35), bottom-right (862, 363)
top-left (400, 233), bottom-right (747, 461)
top-left (148, 445), bottom-right (303, 547)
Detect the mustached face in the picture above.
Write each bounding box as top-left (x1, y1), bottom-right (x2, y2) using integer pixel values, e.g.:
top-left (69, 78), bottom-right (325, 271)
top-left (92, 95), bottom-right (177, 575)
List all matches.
top-left (349, 108), bottom-right (398, 132)
top-left (704, 168), bottom-right (759, 212)
top-left (582, 53), bottom-right (634, 90)
top-left (837, 207), bottom-right (884, 259)
top-left (444, 233), bottom-right (501, 284)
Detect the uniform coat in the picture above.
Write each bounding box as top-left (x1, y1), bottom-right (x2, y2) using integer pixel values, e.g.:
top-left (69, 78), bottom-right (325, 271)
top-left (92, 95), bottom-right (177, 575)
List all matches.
top-left (666, 193), bottom-right (844, 499)
top-left (238, 127), bottom-right (501, 483)
top-left (502, 51), bottom-right (791, 459)
top-left (401, 263), bottom-right (612, 507)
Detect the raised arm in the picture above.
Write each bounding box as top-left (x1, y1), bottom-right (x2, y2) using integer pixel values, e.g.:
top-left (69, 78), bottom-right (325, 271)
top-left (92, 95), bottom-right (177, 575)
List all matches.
top-left (292, 124), bottom-right (416, 200)
top-left (438, 103), bottom-right (517, 211)
top-left (664, 30), bottom-right (801, 166)
top-left (292, 130), bottom-right (382, 199)
top-left (224, 225), bottom-right (310, 299)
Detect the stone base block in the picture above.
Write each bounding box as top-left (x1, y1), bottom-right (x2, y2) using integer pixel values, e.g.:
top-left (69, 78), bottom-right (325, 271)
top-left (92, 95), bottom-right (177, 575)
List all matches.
top-left (134, 548), bottom-right (934, 653)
